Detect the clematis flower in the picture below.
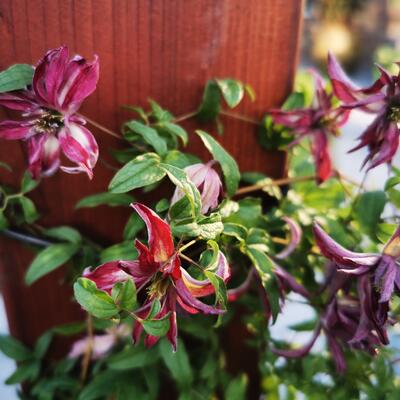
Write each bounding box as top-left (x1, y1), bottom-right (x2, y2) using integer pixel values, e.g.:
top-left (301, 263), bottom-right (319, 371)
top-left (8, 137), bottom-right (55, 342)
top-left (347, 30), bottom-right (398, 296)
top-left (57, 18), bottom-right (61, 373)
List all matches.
top-left (313, 223), bottom-right (400, 303)
top-left (328, 52), bottom-right (400, 170)
top-left (0, 46), bottom-right (99, 179)
top-left (83, 202), bottom-right (230, 351)
top-left (272, 266), bottom-right (387, 373)
top-left (270, 71), bottom-right (349, 183)
top-left (170, 161), bottom-right (222, 213)
top-left (68, 325), bottom-right (129, 360)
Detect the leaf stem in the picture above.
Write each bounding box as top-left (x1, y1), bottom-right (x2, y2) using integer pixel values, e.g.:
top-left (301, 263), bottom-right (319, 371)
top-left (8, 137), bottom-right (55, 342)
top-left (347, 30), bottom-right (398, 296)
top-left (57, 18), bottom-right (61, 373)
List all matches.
top-left (234, 175), bottom-right (316, 196)
top-left (219, 110), bottom-right (260, 125)
top-left (78, 113), bottom-right (122, 140)
top-left (173, 111), bottom-right (198, 123)
top-left (80, 314), bottom-right (93, 383)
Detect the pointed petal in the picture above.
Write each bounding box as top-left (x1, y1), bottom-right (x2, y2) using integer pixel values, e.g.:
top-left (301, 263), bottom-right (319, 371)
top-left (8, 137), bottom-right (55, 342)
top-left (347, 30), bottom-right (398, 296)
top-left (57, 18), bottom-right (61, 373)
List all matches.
top-left (180, 251), bottom-right (230, 297)
top-left (271, 324), bottom-right (322, 358)
top-left (327, 336), bottom-right (346, 373)
top-left (131, 203), bottom-right (174, 263)
top-left (33, 46), bottom-right (69, 107)
top-left (83, 262), bottom-right (131, 293)
top-left (274, 264), bottom-right (310, 298)
top-left (0, 92), bottom-right (38, 111)
top-left (175, 278), bottom-right (224, 314)
top-left (313, 223), bottom-right (380, 269)
top-left (312, 131), bottom-right (332, 183)
top-left (276, 217), bottom-right (302, 259)
top-left (57, 54), bottom-right (99, 113)
top-left (27, 134), bottom-right (60, 179)
top-left (0, 120), bottom-right (35, 140)
top-left (227, 269), bottom-right (255, 302)
top-left (59, 121), bottom-right (98, 179)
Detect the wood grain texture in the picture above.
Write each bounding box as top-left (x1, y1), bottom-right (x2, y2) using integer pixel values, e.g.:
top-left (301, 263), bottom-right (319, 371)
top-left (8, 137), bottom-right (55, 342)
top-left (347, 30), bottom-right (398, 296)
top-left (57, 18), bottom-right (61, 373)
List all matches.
top-left (0, 0), bottom-right (303, 391)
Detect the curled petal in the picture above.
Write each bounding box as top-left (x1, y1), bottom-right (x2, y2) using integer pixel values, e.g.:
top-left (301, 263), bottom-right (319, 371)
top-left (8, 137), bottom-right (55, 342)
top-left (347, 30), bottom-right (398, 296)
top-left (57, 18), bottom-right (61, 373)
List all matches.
top-left (271, 323), bottom-right (322, 358)
top-left (227, 269), bottom-right (255, 302)
top-left (274, 264), bottom-right (310, 299)
top-left (59, 121), bottom-right (98, 179)
top-left (180, 251), bottom-right (231, 297)
top-left (171, 161), bottom-right (222, 214)
top-left (0, 120), bottom-right (35, 140)
top-left (327, 336), bottom-right (346, 373)
top-left (131, 203), bottom-right (175, 263)
top-left (374, 256), bottom-right (397, 303)
top-left (312, 131), bottom-right (332, 183)
top-left (383, 225), bottom-right (400, 258)
top-left (174, 278), bottom-right (224, 315)
top-left (275, 217), bottom-right (302, 259)
top-left (313, 223), bottom-right (380, 269)
top-left (27, 134), bottom-right (60, 179)
top-left (0, 92), bottom-right (38, 111)
top-left (83, 261), bottom-right (131, 293)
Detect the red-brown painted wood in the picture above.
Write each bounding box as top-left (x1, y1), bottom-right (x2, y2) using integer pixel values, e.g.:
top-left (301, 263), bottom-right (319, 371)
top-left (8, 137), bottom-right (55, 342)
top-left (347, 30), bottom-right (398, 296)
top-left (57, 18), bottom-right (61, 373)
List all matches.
top-left (0, 0), bottom-right (303, 396)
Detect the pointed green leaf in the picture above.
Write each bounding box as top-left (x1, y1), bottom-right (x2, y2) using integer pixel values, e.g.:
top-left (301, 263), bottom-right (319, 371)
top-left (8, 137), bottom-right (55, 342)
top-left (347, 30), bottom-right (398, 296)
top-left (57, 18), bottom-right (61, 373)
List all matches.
top-left (216, 78), bottom-right (244, 108)
top-left (76, 192), bottom-right (133, 208)
top-left (0, 64), bottom-right (34, 93)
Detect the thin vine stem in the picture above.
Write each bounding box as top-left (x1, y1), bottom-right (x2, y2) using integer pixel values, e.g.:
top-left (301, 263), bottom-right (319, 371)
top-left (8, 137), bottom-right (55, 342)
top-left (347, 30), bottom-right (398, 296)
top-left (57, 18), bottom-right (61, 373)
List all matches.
top-left (80, 314), bottom-right (94, 383)
top-left (234, 175), bottom-right (316, 196)
top-left (78, 113), bottom-right (122, 140)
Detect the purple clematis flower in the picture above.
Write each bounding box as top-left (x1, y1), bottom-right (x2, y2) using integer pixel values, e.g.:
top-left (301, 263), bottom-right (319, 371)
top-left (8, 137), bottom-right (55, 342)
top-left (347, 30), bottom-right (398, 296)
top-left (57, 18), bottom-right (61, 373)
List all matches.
top-left (83, 202), bottom-right (230, 351)
top-left (313, 222), bottom-right (400, 303)
top-left (170, 161), bottom-right (222, 214)
top-left (272, 264), bottom-right (388, 373)
top-left (0, 46), bottom-right (99, 179)
top-left (328, 52), bottom-right (400, 170)
top-left (270, 71), bottom-right (349, 183)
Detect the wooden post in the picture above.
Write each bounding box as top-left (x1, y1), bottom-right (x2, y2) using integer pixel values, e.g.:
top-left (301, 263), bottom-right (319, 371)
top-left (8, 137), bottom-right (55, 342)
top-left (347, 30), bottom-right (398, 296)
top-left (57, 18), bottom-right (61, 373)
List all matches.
top-left (0, 0), bottom-right (303, 395)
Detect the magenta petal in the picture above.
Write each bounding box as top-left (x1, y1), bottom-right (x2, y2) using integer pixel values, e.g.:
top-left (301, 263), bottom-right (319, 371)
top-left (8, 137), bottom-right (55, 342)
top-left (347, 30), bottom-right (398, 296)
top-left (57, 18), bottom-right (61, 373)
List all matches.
top-left (313, 223), bottom-right (380, 269)
top-left (327, 336), bottom-right (346, 373)
top-left (33, 46), bottom-right (69, 107)
top-left (276, 217), bottom-right (302, 259)
top-left (0, 92), bottom-right (38, 111)
top-left (227, 269), bottom-right (255, 302)
top-left (312, 130), bottom-right (332, 183)
top-left (271, 323), bottom-right (322, 358)
top-left (131, 203), bottom-right (175, 263)
top-left (0, 120), bottom-right (35, 140)
top-left (27, 134), bottom-right (60, 179)
top-left (374, 256), bottom-right (397, 303)
top-left (368, 122), bottom-right (399, 169)
top-left (59, 121), bottom-right (98, 179)
top-left (57, 54), bottom-right (99, 113)
top-left (83, 262), bottom-right (131, 293)
top-left (274, 264), bottom-right (310, 299)
top-left (174, 278), bottom-right (224, 315)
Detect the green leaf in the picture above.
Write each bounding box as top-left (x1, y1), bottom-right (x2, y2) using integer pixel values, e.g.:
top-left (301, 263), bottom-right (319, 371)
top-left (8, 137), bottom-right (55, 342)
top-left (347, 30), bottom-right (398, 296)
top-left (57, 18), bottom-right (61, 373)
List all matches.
top-left (224, 198), bottom-right (262, 228)
top-left (246, 247), bottom-right (279, 322)
top-left (282, 92), bottom-right (305, 110)
top-left (21, 171), bottom-right (39, 193)
top-left (108, 346), bottom-right (159, 370)
top-left (73, 278), bottom-right (119, 319)
top-left (141, 314), bottom-right (170, 337)
top-left (155, 198), bottom-right (170, 213)
top-left (100, 241), bottom-right (138, 263)
top-left (385, 175), bottom-right (400, 191)
top-left (0, 64), bottom-right (34, 93)
top-left (149, 99), bottom-right (173, 122)
top-left (377, 223), bottom-right (397, 244)
top-left (163, 150), bottom-right (201, 169)
top-left (52, 322), bottom-right (85, 336)
top-left (123, 212), bottom-right (145, 240)
top-left (146, 299), bottom-right (162, 320)
top-left (171, 213), bottom-right (223, 239)
top-left (223, 223), bottom-right (248, 243)
top-left (76, 192), bottom-right (133, 208)
top-left (0, 211), bottom-right (8, 230)
top-left (161, 122), bottom-right (188, 146)
top-left (216, 78), bottom-right (244, 108)
top-left (109, 153), bottom-right (166, 193)
top-left (112, 279), bottom-right (137, 311)
top-left (225, 374), bottom-right (248, 400)
top-left (5, 361), bottom-right (40, 384)
top-left (19, 196), bottom-right (39, 223)
top-left (289, 319), bottom-right (317, 332)
top-left (196, 130), bottom-right (240, 197)
top-left (125, 120), bottom-right (168, 156)
top-left (197, 80), bottom-right (221, 121)
top-left (44, 226), bottom-right (82, 244)
top-left (34, 331), bottom-right (53, 359)
top-left (354, 191), bottom-right (386, 239)
top-left (160, 339), bottom-right (193, 390)
top-left (77, 370), bottom-right (119, 400)
top-left (25, 243), bottom-right (79, 285)
top-left (160, 163), bottom-right (202, 216)
top-left (0, 335), bottom-right (32, 361)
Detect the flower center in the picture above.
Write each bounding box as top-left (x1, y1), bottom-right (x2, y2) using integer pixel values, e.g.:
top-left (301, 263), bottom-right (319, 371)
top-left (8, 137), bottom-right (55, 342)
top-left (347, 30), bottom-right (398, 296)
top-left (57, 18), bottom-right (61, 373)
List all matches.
top-left (147, 274), bottom-right (170, 299)
top-left (388, 106), bottom-right (400, 122)
top-left (34, 111), bottom-right (64, 134)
